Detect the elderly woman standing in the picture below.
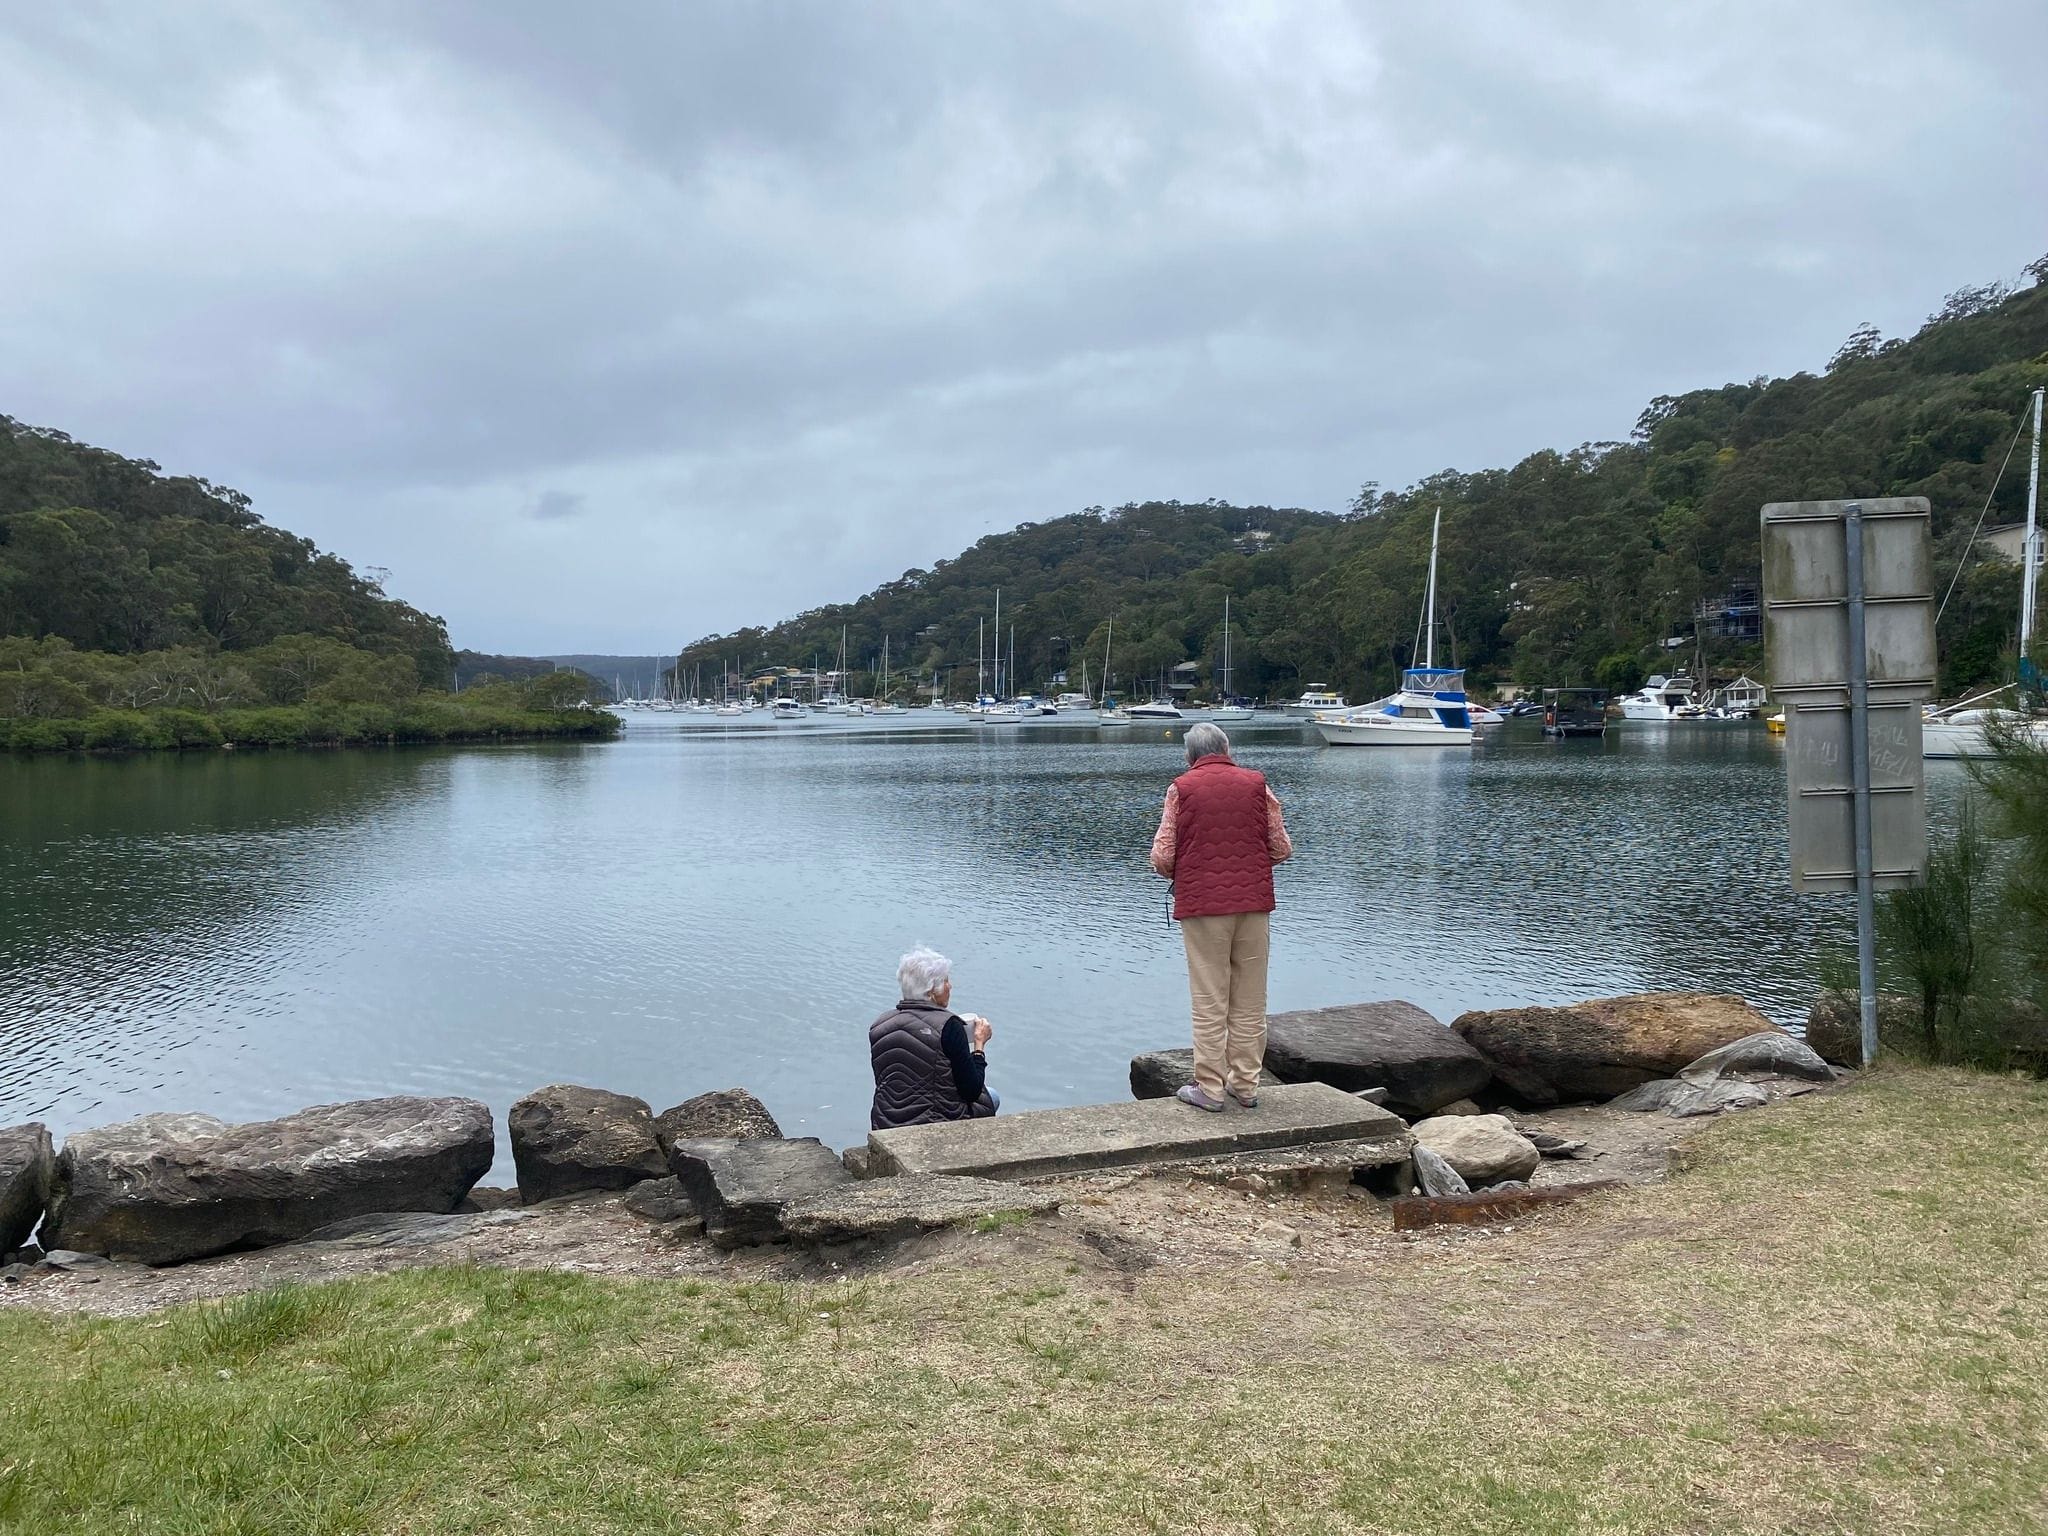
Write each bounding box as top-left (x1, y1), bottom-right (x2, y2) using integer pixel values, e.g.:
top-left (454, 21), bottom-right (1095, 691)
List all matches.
top-left (869, 947), bottom-right (999, 1130)
top-left (1150, 722), bottom-right (1293, 1111)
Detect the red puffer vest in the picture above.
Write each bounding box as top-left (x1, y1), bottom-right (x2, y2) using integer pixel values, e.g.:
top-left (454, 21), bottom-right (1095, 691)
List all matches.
top-left (1170, 756), bottom-right (1276, 920)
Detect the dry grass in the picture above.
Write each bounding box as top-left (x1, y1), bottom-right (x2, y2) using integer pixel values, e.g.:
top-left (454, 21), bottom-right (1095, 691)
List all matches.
top-left (0, 1067), bottom-right (2042, 1534)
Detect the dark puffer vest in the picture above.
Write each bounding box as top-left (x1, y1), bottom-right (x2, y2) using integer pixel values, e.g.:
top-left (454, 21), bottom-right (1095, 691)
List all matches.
top-left (1171, 756), bottom-right (1277, 920)
top-left (869, 999), bottom-right (975, 1130)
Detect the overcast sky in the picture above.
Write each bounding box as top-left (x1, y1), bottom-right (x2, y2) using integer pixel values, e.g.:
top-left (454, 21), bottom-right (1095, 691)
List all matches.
top-left (4, 2), bottom-right (2044, 655)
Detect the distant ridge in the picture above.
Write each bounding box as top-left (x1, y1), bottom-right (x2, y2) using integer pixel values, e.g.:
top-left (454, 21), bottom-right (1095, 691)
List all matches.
top-left (676, 260), bottom-right (2048, 703)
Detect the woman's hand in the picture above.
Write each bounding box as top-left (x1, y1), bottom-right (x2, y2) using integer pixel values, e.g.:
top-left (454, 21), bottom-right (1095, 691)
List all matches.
top-left (969, 1015), bottom-right (993, 1050)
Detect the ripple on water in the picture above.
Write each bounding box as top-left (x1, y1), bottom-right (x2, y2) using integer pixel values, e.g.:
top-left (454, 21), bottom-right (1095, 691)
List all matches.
top-left (0, 721), bottom-right (1941, 1165)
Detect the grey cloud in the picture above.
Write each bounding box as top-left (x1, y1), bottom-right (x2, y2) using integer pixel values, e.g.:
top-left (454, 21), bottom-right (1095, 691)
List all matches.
top-left (529, 489), bottom-right (583, 522)
top-left (1, 2), bottom-right (2043, 653)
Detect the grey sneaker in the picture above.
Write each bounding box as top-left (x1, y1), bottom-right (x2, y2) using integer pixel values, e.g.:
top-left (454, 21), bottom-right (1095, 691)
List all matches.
top-left (1176, 1084), bottom-right (1226, 1113)
top-left (1227, 1088), bottom-right (1260, 1109)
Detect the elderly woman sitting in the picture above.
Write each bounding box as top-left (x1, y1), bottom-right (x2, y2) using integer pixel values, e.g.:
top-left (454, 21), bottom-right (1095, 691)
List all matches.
top-left (869, 947), bottom-right (999, 1130)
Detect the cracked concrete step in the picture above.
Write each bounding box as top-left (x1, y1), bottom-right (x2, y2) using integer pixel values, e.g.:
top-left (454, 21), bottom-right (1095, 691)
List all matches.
top-left (866, 1082), bottom-right (1410, 1181)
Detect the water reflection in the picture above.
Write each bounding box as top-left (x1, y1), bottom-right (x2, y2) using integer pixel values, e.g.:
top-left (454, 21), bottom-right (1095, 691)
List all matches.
top-left (0, 718), bottom-right (1955, 1166)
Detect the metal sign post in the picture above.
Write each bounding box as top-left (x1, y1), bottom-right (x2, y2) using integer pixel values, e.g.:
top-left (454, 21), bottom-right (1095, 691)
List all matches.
top-left (1762, 497), bottom-right (1934, 1067)
top-left (1843, 503), bottom-right (1880, 1066)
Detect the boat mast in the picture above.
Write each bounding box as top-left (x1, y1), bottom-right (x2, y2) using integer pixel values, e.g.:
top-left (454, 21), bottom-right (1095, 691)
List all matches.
top-left (2022, 385), bottom-right (2044, 685)
top-left (1222, 594), bottom-right (1232, 699)
top-left (993, 588), bottom-right (1002, 698)
top-left (1101, 618), bottom-right (1114, 705)
top-left (977, 618), bottom-right (985, 698)
top-left (1423, 506), bottom-right (1441, 669)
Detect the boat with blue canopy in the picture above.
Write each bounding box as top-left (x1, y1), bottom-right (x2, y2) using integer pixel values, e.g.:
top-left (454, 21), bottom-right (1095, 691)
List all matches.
top-left (1314, 508), bottom-right (1476, 748)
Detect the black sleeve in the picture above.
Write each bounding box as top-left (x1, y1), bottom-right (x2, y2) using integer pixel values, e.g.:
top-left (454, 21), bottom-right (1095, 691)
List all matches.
top-left (939, 1016), bottom-right (987, 1105)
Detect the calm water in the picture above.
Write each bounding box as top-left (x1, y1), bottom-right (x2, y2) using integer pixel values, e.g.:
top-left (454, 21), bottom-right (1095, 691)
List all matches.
top-left (0, 715), bottom-right (1968, 1168)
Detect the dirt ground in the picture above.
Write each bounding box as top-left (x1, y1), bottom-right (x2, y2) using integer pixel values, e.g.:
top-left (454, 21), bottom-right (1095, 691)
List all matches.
top-left (0, 1099), bottom-right (1723, 1320)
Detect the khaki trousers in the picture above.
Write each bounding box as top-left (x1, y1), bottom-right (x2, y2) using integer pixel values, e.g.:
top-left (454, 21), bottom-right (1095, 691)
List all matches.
top-left (1179, 910), bottom-right (1271, 1099)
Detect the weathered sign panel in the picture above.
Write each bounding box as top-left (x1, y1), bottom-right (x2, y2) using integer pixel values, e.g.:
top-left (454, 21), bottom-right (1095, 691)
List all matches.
top-left (1761, 498), bottom-right (1933, 893)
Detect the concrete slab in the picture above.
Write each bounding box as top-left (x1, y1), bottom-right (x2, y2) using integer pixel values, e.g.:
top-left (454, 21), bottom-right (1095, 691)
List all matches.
top-left (866, 1082), bottom-right (1409, 1181)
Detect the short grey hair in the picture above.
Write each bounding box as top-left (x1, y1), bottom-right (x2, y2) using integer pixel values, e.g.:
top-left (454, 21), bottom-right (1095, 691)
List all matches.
top-left (1185, 722), bottom-right (1231, 764)
top-left (897, 946), bottom-right (952, 1001)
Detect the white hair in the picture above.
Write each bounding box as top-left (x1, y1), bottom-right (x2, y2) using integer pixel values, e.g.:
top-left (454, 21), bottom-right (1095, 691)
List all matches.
top-left (897, 946), bottom-right (952, 1002)
top-left (1185, 722), bottom-right (1231, 764)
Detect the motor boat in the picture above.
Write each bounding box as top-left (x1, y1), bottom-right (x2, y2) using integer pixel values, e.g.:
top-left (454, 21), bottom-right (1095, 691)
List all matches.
top-left (1314, 669), bottom-right (1475, 746)
top-left (1128, 699), bottom-right (1185, 720)
top-left (1614, 674), bottom-right (1699, 720)
top-left (1314, 509), bottom-right (1473, 749)
top-left (770, 698), bottom-right (807, 720)
top-left (1284, 685), bottom-right (1348, 717)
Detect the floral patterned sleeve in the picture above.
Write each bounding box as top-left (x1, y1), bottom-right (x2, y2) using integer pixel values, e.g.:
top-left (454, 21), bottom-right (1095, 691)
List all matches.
top-left (1149, 785), bottom-right (1179, 877)
top-left (1266, 788), bottom-right (1293, 863)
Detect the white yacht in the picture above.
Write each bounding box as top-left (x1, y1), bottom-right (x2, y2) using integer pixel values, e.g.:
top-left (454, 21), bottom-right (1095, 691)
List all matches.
top-left (1314, 670), bottom-right (1477, 746)
top-left (1211, 598), bottom-right (1254, 721)
top-left (1615, 674), bottom-right (1699, 720)
top-left (1924, 699), bottom-right (2048, 757)
top-left (1128, 698), bottom-right (1185, 720)
top-left (770, 698), bottom-right (807, 720)
top-left (1925, 385), bottom-right (2046, 758)
top-left (1285, 684), bottom-right (1348, 717)
top-left (1314, 508), bottom-right (1474, 749)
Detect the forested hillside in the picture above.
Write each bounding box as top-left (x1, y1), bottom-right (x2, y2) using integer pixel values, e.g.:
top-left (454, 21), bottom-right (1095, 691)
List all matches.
top-left (679, 261), bottom-right (2048, 703)
top-left (0, 419), bottom-right (613, 749)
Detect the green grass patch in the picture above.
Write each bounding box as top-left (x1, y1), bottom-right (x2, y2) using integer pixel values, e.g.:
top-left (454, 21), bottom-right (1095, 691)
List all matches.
top-left (0, 1068), bottom-right (2042, 1533)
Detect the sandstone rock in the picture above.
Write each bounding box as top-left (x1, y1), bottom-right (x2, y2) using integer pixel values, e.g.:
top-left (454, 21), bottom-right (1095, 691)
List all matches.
top-left (1436, 1099), bottom-right (1486, 1117)
top-left (653, 1088), bottom-right (782, 1154)
top-left (1410, 1114), bottom-right (1541, 1185)
top-left (1129, 1049), bottom-right (1282, 1100)
top-left (841, 1145), bottom-right (873, 1178)
top-left (1452, 993), bottom-right (1782, 1105)
top-left (1411, 1142), bottom-right (1470, 1197)
top-left (0, 1122), bottom-right (54, 1254)
top-left (666, 1136), bottom-right (851, 1248)
top-left (621, 1175), bottom-right (699, 1224)
top-left (44, 1098), bottom-right (493, 1265)
top-left (1803, 992), bottom-right (1916, 1066)
top-left (778, 1174), bottom-right (1060, 1244)
top-left (508, 1085), bottom-right (666, 1203)
top-left (461, 1186), bottom-right (523, 1212)
top-left (1262, 1001), bottom-right (1491, 1116)
top-left (1805, 991), bottom-right (2048, 1069)
top-left (1525, 1132), bottom-right (1590, 1159)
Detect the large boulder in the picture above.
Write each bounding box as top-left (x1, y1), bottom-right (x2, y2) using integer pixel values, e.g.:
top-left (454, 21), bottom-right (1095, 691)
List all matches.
top-left (508, 1085), bottom-right (667, 1203)
top-left (778, 1175), bottom-right (1061, 1245)
top-left (1805, 990), bottom-right (2048, 1070)
top-left (653, 1089), bottom-right (781, 1156)
top-left (1410, 1114), bottom-right (1541, 1185)
top-left (1262, 1001), bottom-right (1491, 1117)
top-left (44, 1097), bottom-right (493, 1265)
top-left (1129, 1050), bottom-right (1281, 1101)
top-left (665, 1136), bottom-right (852, 1248)
top-left (1452, 993), bottom-right (1783, 1105)
top-left (1803, 992), bottom-right (1920, 1066)
top-left (0, 1123), bottom-right (54, 1254)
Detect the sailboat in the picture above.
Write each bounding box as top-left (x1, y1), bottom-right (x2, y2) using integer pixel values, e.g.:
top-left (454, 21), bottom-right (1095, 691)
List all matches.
top-left (1925, 385), bottom-right (2048, 758)
top-left (970, 591), bottom-right (1021, 721)
top-left (1097, 618), bottom-right (1132, 723)
top-left (871, 636), bottom-right (906, 714)
top-left (1211, 595), bottom-right (1253, 722)
top-left (1315, 508), bottom-right (1476, 747)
